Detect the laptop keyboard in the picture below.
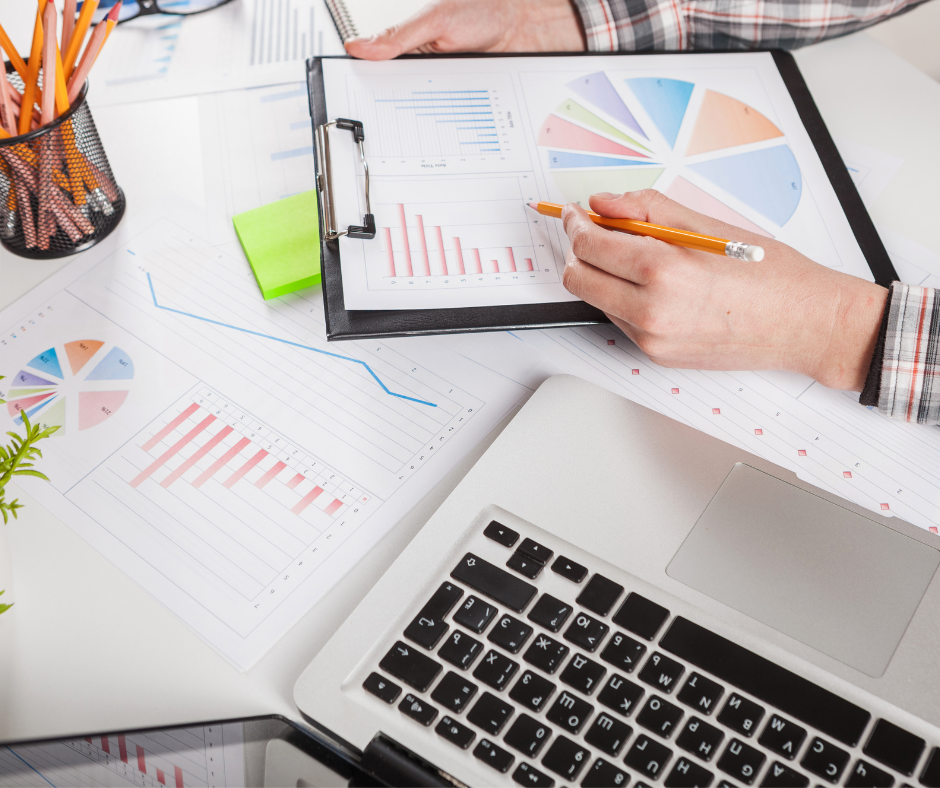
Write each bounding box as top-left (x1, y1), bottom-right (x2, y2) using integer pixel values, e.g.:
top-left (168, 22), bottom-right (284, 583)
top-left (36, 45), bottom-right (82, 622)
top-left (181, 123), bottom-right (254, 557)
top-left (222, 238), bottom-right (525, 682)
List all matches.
top-left (360, 518), bottom-right (940, 787)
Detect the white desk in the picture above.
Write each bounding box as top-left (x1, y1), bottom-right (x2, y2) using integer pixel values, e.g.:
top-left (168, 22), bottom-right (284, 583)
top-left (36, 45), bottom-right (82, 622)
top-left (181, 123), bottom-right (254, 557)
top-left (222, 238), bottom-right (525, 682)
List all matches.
top-left (1, 31), bottom-right (939, 743)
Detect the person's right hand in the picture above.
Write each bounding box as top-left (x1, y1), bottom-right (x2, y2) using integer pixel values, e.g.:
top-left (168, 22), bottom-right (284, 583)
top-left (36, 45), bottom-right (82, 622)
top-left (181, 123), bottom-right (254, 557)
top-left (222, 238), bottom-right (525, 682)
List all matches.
top-left (344, 0), bottom-right (586, 60)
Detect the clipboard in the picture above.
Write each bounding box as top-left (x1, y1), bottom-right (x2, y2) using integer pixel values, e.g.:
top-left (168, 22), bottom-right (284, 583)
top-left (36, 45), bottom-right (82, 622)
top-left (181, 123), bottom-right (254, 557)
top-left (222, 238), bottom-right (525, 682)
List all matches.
top-left (307, 51), bottom-right (897, 342)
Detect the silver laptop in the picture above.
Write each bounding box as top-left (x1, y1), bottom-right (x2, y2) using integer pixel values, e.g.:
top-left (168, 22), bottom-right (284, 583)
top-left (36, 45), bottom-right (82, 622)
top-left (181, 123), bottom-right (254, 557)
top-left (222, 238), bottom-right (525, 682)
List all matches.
top-left (294, 375), bottom-right (940, 787)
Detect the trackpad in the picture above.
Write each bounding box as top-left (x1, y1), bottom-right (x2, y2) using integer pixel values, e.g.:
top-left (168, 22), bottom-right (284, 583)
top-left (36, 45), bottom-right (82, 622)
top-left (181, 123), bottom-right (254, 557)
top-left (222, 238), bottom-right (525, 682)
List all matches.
top-left (667, 464), bottom-right (940, 677)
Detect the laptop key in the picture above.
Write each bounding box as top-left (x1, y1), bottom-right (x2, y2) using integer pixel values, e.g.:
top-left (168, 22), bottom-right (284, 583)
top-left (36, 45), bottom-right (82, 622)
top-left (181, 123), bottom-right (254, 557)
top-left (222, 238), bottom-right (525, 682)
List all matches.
top-left (757, 715), bottom-right (805, 760)
top-left (677, 672), bottom-right (724, 716)
top-left (436, 715), bottom-right (475, 749)
top-left (451, 553), bottom-right (537, 613)
top-left (468, 691), bottom-right (514, 735)
top-left (760, 762), bottom-right (809, 788)
top-left (637, 695), bottom-right (683, 739)
top-left (665, 757), bottom-right (714, 788)
top-left (717, 739), bottom-right (766, 786)
top-left (564, 612), bottom-right (609, 652)
top-left (923, 749), bottom-right (940, 788)
top-left (403, 581), bottom-right (463, 649)
top-left (505, 714), bottom-right (554, 757)
top-left (800, 737), bottom-right (849, 783)
top-left (508, 551), bottom-right (544, 579)
top-left (438, 629), bottom-right (483, 670)
top-left (474, 649), bottom-right (519, 690)
top-left (612, 593), bottom-right (670, 641)
top-left (431, 671), bottom-right (478, 714)
top-left (484, 520), bottom-right (519, 548)
top-left (510, 670), bottom-right (556, 712)
top-left (584, 712), bottom-right (632, 757)
top-left (600, 631), bottom-right (646, 674)
top-left (474, 738), bottom-right (515, 773)
top-left (638, 652), bottom-right (684, 694)
top-left (489, 614), bottom-right (534, 653)
top-left (582, 758), bottom-right (630, 788)
top-left (552, 555), bottom-right (588, 583)
top-left (453, 595), bottom-right (497, 633)
top-left (362, 672), bottom-right (401, 704)
top-left (560, 652), bottom-right (606, 695)
top-left (518, 538), bottom-right (553, 565)
top-left (576, 574), bottom-right (625, 616)
top-left (597, 673), bottom-right (644, 717)
top-left (625, 734), bottom-right (673, 779)
top-left (524, 634), bottom-right (569, 674)
top-left (513, 762), bottom-right (555, 788)
top-left (542, 736), bottom-right (591, 781)
top-left (379, 641), bottom-right (441, 692)
top-left (661, 617), bottom-right (870, 747)
top-left (676, 716), bottom-right (724, 763)
top-left (717, 694), bottom-right (765, 738)
top-left (862, 718), bottom-right (925, 775)
top-left (844, 760), bottom-right (894, 788)
top-left (546, 690), bottom-right (593, 734)
top-left (399, 693), bottom-right (438, 726)
top-left (528, 594), bottom-right (573, 632)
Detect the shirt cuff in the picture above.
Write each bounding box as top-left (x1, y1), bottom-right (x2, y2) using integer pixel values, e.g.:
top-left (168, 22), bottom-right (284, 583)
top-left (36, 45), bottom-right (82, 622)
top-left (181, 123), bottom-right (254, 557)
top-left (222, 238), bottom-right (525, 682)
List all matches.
top-left (871, 282), bottom-right (940, 425)
top-left (569, 0), bottom-right (687, 51)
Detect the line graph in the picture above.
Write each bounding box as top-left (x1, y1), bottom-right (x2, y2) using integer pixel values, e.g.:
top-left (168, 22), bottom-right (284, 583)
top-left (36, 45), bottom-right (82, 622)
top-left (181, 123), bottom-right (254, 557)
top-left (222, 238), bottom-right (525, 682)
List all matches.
top-left (146, 273), bottom-right (437, 408)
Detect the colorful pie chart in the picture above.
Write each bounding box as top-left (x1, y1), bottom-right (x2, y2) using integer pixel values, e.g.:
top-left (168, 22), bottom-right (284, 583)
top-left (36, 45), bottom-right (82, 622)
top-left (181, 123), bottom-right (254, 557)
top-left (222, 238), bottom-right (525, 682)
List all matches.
top-left (5, 340), bottom-right (133, 435)
top-left (537, 72), bottom-right (802, 235)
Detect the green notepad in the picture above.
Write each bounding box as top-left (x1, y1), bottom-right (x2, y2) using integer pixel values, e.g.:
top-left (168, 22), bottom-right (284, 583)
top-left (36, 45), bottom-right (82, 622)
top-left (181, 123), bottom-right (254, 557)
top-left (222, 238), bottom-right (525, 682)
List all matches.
top-left (233, 191), bottom-right (321, 300)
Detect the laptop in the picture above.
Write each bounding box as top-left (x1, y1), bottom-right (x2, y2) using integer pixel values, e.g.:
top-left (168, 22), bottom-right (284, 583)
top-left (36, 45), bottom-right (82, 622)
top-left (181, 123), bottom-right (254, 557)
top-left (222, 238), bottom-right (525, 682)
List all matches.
top-left (292, 374), bottom-right (940, 787)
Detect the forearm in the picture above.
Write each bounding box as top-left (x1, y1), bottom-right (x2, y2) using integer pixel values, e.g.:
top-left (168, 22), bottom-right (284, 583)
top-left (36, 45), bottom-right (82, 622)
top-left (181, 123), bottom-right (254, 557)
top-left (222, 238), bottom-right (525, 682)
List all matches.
top-left (570, 0), bottom-right (931, 51)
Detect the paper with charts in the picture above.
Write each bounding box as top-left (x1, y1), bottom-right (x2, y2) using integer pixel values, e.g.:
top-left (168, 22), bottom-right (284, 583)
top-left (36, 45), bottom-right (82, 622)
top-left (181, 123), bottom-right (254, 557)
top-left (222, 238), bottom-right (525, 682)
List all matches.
top-left (0, 723), bottom-right (245, 788)
top-left (0, 210), bottom-right (531, 669)
top-left (323, 53), bottom-right (875, 310)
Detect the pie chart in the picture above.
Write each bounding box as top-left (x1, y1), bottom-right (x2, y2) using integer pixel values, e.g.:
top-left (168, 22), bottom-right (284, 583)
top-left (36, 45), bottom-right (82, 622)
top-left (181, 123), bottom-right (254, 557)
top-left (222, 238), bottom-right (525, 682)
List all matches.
top-left (5, 340), bottom-right (133, 435)
top-left (537, 72), bottom-right (802, 236)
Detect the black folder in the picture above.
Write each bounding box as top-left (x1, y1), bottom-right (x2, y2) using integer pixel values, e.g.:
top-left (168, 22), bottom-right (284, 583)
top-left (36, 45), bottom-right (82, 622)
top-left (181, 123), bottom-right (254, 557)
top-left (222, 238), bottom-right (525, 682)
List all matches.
top-left (307, 51), bottom-right (896, 341)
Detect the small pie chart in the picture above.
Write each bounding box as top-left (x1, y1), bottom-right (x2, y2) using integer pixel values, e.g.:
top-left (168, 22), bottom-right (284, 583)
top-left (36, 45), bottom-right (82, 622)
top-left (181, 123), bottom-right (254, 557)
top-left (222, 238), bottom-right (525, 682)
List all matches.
top-left (5, 340), bottom-right (133, 435)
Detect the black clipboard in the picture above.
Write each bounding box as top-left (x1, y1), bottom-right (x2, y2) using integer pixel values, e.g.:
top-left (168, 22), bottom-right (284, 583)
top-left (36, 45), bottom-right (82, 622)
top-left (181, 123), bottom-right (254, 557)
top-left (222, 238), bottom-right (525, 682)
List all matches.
top-left (307, 51), bottom-right (897, 342)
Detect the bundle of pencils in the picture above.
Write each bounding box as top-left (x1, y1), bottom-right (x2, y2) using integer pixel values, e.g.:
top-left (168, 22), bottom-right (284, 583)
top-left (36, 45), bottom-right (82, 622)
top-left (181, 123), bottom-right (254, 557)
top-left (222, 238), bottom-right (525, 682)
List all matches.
top-left (0, 1), bottom-right (121, 252)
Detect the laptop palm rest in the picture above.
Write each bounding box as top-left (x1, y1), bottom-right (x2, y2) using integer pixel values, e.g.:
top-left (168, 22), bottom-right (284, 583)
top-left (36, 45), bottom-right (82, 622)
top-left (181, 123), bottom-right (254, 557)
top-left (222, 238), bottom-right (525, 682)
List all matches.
top-left (666, 463), bottom-right (939, 678)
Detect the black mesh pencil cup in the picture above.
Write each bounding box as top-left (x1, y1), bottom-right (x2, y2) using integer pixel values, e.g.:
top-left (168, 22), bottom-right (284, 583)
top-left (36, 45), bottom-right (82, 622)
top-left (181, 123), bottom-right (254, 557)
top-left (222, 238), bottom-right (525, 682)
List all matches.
top-left (0, 66), bottom-right (125, 259)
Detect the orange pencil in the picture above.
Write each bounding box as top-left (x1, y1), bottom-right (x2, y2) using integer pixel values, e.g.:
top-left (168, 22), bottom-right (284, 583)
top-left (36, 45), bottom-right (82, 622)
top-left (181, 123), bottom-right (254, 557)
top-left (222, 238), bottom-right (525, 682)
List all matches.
top-left (63, 0), bottom-right (99, 80)
top-left (527, 201), bottom-right (765, 262)
top-left (0, 23), bottom-right (29, 83)
top-left (0, 69), bottom-right (16, 136)
top-left (20, 2), bottom-right (48, 136)
top-left (53, 38), bottom-right (70, 116)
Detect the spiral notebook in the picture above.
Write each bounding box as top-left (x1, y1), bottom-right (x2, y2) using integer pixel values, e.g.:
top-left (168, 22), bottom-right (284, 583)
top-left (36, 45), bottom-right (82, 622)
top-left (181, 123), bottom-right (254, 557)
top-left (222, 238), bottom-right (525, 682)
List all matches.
top-left (324, 0), bottom-right (429, 41)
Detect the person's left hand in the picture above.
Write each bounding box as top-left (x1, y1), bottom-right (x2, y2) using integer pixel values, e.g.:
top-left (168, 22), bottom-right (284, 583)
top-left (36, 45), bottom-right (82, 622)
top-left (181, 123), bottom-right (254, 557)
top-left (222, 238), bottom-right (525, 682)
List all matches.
top-left (560, 190), bottom-right (888, 392)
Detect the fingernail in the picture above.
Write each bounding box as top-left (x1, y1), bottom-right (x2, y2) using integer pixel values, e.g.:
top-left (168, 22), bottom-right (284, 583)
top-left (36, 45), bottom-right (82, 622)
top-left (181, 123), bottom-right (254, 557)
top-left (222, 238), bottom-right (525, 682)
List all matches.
top-left (595, 192), bottom-right (619, 199)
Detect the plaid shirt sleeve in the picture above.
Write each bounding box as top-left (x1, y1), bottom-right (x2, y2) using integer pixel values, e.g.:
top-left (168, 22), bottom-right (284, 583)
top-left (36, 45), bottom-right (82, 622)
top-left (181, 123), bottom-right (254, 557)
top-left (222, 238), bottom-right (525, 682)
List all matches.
top-left (569, 0), bottom-right (929, 51)
top-left (862, 282), bottom-right (940, 425)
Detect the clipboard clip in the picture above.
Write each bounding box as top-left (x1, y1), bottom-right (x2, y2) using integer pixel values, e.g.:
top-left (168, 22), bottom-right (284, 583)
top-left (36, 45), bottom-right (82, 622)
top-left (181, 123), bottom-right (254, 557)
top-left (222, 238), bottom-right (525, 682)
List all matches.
top-left (316, 118), bottom-right (376, 241)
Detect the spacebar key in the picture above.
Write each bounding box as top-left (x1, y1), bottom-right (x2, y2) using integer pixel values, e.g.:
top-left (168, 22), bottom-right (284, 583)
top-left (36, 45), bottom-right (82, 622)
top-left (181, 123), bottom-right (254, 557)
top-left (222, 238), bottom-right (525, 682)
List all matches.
top-left (452, 553), bottom-right (537, 612)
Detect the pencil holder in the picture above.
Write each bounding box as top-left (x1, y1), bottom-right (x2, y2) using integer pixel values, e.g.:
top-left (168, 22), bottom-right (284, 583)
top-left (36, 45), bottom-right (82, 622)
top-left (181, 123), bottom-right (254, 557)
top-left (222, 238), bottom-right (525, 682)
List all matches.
top-left (0, 65), bottom-right (125, 259)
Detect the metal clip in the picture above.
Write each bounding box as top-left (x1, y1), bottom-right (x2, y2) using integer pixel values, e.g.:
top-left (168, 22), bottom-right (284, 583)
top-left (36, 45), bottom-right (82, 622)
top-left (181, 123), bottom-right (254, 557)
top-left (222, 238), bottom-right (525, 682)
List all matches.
top-left (316, 117), bottom-right (375, 241)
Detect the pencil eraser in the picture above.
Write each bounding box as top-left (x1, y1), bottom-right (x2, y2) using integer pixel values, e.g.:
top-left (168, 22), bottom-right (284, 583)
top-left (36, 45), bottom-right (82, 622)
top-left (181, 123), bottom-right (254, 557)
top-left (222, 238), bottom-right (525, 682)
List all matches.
top-left (233, 191), bottom-right (321, 300)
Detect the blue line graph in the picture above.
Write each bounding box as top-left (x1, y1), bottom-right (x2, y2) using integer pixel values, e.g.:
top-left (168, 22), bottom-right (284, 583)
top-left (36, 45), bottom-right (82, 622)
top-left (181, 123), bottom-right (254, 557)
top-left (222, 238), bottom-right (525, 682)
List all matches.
top-left (145, 274), bottom-right (437, 408)
top-left (4, 748), bottom-right (57, 788)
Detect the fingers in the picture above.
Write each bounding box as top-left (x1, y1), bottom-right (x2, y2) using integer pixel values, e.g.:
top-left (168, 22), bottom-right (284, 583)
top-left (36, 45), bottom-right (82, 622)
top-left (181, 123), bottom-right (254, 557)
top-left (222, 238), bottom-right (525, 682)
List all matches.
top-left (562, 246), bottom-right (643, 319)
top-left (344, 4), bottom-right (447, 60)
top-left (588, 189), bottom-right (770, 248)
top-left (562, 202), bottom-right (682, 285)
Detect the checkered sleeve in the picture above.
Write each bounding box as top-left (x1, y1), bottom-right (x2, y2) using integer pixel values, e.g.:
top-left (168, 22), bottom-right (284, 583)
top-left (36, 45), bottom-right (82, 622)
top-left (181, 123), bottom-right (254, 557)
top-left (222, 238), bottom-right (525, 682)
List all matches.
top-left (870, 282), bottom-right (940, 425)
top-left (568, 0), bottom-right (929, 51)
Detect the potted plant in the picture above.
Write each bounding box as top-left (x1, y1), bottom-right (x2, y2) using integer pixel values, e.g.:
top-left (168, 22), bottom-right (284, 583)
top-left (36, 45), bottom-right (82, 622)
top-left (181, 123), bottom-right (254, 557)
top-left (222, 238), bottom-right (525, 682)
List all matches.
top-left (0, 376), bottom-right (59, 615)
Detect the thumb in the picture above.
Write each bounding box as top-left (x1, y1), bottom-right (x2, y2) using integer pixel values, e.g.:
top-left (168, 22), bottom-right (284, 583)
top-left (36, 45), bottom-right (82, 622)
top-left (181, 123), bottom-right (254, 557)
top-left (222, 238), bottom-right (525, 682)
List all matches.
top-left (344, 6), bottom-right (447, 60)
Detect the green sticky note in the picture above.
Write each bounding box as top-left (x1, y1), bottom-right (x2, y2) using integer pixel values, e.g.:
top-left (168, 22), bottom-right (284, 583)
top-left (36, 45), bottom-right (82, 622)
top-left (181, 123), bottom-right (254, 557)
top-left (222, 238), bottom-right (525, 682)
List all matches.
top-left (233, 190), bottom-right (321, 300)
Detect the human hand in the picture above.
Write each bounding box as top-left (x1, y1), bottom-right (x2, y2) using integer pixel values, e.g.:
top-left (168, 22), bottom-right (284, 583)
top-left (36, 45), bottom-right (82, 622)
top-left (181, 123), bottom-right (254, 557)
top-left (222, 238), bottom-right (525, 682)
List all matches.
top-left (561, 190), bottom-right (888, 392)
top-left (344, 0), bottom-right (585, 60)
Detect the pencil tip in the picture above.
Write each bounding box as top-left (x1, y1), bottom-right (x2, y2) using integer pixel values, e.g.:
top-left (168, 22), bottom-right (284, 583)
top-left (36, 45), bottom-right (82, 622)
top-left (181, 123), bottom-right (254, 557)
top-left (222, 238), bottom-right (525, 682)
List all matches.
top-left (107, 2), bottom-right (121, 21)
top-left (527, 201), bottom-right (538, 210)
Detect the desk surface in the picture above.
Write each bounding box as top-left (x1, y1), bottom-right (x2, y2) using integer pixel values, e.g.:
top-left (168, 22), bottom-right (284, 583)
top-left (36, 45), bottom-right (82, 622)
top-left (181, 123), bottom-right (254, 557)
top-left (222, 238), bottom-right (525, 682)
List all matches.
top-left (1, 31), bottom-right (939, 744)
